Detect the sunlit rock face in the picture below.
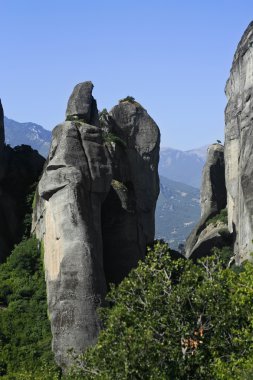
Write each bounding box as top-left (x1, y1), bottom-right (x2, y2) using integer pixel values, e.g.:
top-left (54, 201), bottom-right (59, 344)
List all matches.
top-left (225, 21), bottom-right (253, 263)
top-left (32, 83), bottom-right (160, 369)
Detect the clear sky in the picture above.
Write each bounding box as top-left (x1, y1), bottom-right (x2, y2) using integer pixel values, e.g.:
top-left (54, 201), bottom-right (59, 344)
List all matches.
top-left (1, 1), bottom-right (253, 150)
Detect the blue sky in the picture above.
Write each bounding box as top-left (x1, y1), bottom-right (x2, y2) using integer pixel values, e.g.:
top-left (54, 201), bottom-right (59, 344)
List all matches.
top-left (1, 1), bottom-right (253, 149)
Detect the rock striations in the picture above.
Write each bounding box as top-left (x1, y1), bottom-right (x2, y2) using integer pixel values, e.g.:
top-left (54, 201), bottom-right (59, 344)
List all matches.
top-left (32, 84), bottom-right (160, 368)
top-left (225, 21), bottom-right (253, 263)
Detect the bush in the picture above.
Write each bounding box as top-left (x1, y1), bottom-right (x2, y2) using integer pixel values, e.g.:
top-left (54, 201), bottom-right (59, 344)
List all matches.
top-left (206, 208), bottom-right (228, 227)
top-left (68, 242), bottom-right (253, 380)
top-left (119, 96), bottom-right (136, 103)
top-left (102, 132), bottom-right (126, 148)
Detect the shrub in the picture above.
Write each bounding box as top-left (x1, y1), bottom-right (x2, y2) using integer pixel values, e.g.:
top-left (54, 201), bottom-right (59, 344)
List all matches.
top-left (68, 242), bottom-right (253, 380)
top-left (119, 96), bottom-right (136, 103)
top-left (206, 208), bottom-right (228, 227)
top-left (102, 132), bottom-right (126, 148)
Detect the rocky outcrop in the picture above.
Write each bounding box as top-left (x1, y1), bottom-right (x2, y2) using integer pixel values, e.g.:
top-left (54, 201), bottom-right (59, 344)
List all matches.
top-left (102, 100), bottom-right (160, 283)
top-left (66, 82), bottom-right (99, 127)
top-left (0, 102), bottom-right (45, 262)
top-left (225, 21), bottom-right (253, 263)
top-left (0, 100), bottom-right (5, 150)
top-left (33, 86), bottom-right (160, 368)
top-left (185, 144), bottom-right (228, 259)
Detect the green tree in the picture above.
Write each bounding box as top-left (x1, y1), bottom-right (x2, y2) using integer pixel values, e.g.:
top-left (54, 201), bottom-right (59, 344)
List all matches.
top-left (67, 242), bottom-right (253, 380)
top-left (0, 237), bottom-right (60, 379)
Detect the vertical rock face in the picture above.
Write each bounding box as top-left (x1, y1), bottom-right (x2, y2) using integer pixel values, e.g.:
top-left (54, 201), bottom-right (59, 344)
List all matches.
top-left (33, 86), bottom-right (160, 368)
top-left (0, 101), bottom-right (45, 262)
top-left (225, 21), bottom-right (253, 263)
top-left (185, 144), bottom-right (227, 259)
top-left (102, 100), bottom-right (160, 284)
top-left (0, 100), bottom-right (5, 150)
top-left (200, 144), bottom-right (226, 219)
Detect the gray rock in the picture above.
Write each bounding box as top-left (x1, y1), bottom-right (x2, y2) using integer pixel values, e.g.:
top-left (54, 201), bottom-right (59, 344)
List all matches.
top-left (225, 21), bottom-right (253, 263)
top-left (102, 99), bottom-right (160, 284)
top-left (33, 87), bottom-right (160, 368)
top-left (66, 81), bottom-right (99, 125)
top-left (0, 104), bottom-right (45, 262)
top-left (200, 144), bottom-right (226, 218)
top-left (36, 120), bottom-right (112, 368)
top-left (0, 100), bottom-right (5, 150)
top-left (187, 222), bottom-right (232, 261)
top-left (185, 144), bottom-right (227, 258)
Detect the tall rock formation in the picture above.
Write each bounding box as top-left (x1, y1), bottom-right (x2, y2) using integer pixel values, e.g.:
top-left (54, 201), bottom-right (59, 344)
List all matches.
top-left (33, 85), bottom-right (160, 368)
top-left (185, 144), bottom-right (228, 259)
top-left (0, 101), bottom-right (45, 262)
top-left (0, 100), bottom-right (5, 150)
top-left (101, 100), bottom-right (160, 284)
top-left (225, 21), bottom-right (253, 263)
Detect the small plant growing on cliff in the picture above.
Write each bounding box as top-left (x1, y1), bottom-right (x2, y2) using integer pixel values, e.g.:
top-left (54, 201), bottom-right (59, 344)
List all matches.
top-left (206, 208), bottom-right (228, 227)
top-left (99, 108), bottom-right (108, 117)
top-left (102, 132), bottom-right (126, 148)
top-left (119, 95), bottom-right (136, 103)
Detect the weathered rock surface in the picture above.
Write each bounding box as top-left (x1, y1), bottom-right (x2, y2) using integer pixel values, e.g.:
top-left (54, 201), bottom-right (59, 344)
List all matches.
top-left (225, 21), bottom-right (253, 263)
top-left (185, 144), bottom-right (227, 258)
top-left (66, 81), bottom-right (99, 126)
top-left (0, 102), bottom-right (45, 262)
top-left (33, 87), bottom-right (160, 368)
top-left (102, 101), bottom-right (160, 284)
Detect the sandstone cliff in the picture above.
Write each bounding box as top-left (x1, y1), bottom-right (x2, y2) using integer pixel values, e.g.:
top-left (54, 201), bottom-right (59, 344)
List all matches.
top-left (225, 21), bottom-right (253, 263)
top-left (32, 84), bottom-right (160, 368)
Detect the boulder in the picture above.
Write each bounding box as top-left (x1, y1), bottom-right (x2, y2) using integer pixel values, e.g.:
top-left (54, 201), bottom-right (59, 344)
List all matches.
top-left (225, 21), bottom-right (253, 263)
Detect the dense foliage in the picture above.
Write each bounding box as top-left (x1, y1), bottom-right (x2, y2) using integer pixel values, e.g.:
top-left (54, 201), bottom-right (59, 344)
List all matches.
top-left (2, 237), bottom-right (253, 379)
top-left (68, 242), bottom-right (253, 380)
top-left (0, 237), bottom-right (60, 379)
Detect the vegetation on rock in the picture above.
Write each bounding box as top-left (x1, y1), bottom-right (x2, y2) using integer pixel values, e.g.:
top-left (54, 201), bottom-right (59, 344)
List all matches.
top-left (102, 131), bottom-right (126, 148)
top-left (206, 208), bottom-right (228, 227)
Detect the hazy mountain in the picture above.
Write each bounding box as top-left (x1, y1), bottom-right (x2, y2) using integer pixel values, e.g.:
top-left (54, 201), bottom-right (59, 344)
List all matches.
top-left (159, 145), bottom-right (208, 188)
top-left (155, 176), bottom-right (200, 249)
top-left (4, 116), bottom-right (51, 158)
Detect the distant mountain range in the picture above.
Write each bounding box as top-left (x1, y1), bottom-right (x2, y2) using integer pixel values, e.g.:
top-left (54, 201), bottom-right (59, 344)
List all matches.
top-left (159, 146), bottom-right (208, 188)
top-left (4, 117), bottom-right (51, 158)
top-left (4, 116), bottom-right (205, 248)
